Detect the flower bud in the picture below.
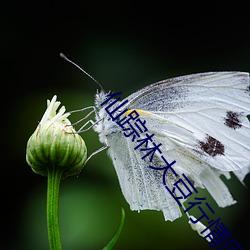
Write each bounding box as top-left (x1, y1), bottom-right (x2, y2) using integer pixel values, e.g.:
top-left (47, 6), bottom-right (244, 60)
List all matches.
top-left (26, 95), bottom-right (87, 178)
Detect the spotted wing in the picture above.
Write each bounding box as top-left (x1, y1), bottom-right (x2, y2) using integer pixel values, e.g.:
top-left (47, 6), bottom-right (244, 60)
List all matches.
top-left (97, 72), bottom-right (250, 221)
top-left (126, 72), bottom-right (250, 174)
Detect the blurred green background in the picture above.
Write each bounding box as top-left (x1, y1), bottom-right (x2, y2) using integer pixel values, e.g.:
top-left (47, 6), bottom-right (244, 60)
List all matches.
top-left (2, 2), bottom-right (250, 250)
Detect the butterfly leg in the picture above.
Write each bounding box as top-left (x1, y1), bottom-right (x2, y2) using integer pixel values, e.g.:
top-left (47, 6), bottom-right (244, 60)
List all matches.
top-left (70, 106), bottom-right (96, 125)
top-left (77, 117), bottom-right (104, 133)
top-left (69, 106), bottom-right (100, 132)
top-left (77, 145), bottom-right (108, 176)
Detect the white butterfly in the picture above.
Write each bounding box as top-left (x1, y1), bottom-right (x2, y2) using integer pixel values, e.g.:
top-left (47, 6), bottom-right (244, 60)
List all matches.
top-left (91, 72), bottom-right (250, 222)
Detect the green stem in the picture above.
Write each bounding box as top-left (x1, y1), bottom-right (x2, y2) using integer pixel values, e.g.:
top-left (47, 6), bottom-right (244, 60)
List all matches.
top-left (47, 165), bottom-right (63, 250)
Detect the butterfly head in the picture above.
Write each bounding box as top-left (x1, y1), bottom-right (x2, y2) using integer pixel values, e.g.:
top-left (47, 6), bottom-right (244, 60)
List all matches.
top-left (93, 90), bottom-right (122, 145)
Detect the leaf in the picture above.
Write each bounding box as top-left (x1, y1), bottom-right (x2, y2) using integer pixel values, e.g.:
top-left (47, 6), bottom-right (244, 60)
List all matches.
top-left (102, 208), bottom-right (125, 250)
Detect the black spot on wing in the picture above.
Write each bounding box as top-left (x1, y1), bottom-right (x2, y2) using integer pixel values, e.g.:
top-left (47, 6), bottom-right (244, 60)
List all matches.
top-left (246, 84), bottom-right (250, 94)
top-left (224, 111), bottom-right (243, 130)
top-left (199, 135), bottom-right (225, 157)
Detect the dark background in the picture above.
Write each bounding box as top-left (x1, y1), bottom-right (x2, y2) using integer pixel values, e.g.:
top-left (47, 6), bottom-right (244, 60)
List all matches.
top-left (2, 2), bottom-right (250, 250)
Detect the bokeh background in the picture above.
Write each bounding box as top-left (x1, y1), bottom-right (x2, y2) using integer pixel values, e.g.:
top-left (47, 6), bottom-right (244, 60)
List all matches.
top-left (2, 2), bottom-right (250, 250)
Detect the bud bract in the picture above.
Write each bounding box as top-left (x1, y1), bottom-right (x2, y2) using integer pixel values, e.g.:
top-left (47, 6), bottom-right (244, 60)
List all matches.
top-left (26, 95), bottom-right (87, 178)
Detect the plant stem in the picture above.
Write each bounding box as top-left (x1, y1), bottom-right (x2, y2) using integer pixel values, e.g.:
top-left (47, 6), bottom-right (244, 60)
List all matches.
top-left (47, 165), bottom-right (63, 250)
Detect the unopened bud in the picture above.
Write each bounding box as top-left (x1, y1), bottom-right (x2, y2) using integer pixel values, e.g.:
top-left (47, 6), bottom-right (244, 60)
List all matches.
top-left (26, 95), bottom-right (87, 178)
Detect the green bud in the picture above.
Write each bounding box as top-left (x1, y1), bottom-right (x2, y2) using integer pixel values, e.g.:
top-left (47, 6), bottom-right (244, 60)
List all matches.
top-left (26, 95), bottom-right (87, 178)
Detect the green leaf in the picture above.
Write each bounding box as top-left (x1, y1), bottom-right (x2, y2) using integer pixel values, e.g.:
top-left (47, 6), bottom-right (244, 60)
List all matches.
top-left (102, 208), bottom-right (125, 250)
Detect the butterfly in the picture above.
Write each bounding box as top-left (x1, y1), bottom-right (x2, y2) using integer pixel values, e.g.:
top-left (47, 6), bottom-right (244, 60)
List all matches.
top-left (91, 71), bottom-right (250, 222)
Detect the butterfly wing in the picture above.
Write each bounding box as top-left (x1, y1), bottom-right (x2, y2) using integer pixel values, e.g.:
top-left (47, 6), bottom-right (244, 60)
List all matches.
top-left (126, 72), bottom-right (250, 173)
top-left (105, 129), bottom-right (182, 221)
top-left (127, 111), bottom-right (237, 208)
top-left (96, 72), bottom-right (250, 221)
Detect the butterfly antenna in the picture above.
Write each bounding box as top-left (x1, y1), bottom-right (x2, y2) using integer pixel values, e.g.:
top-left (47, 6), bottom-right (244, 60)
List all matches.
top-left (60, 53), bottom-right (104, 91)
